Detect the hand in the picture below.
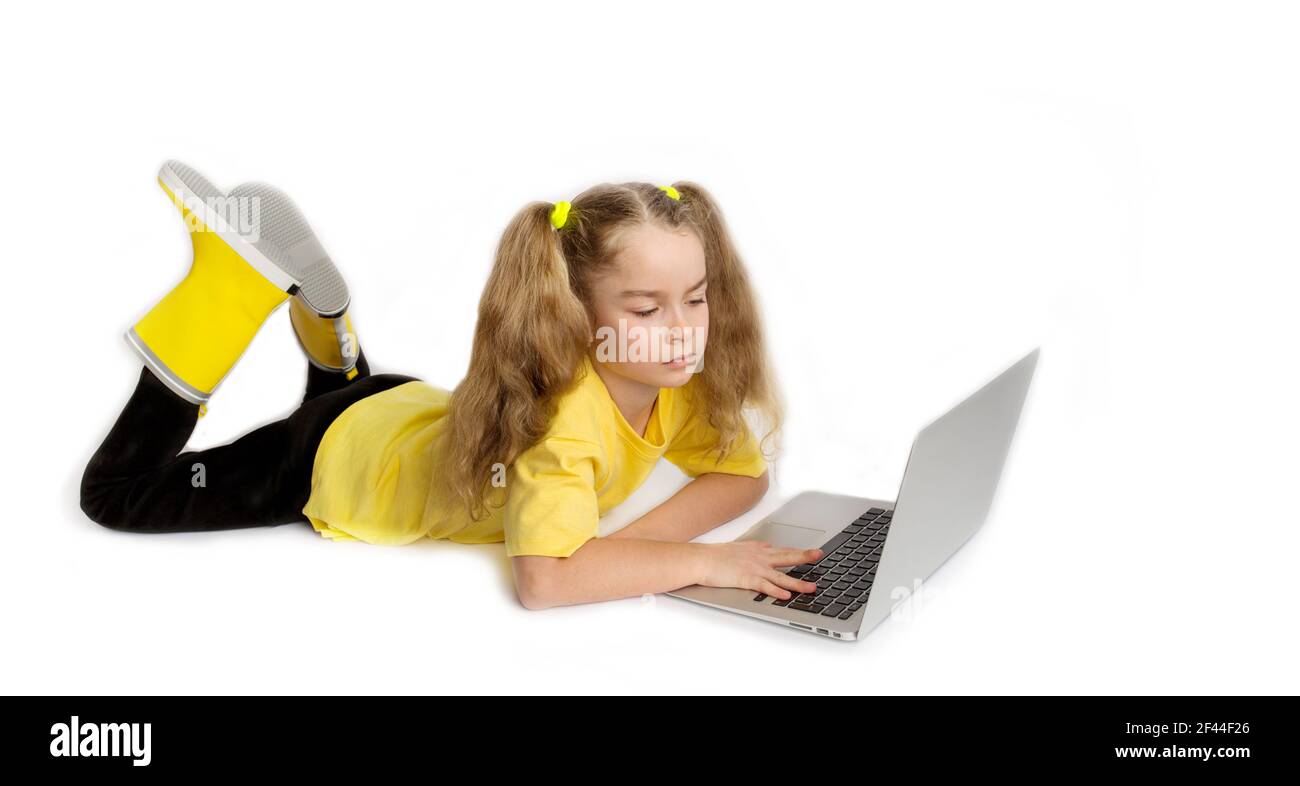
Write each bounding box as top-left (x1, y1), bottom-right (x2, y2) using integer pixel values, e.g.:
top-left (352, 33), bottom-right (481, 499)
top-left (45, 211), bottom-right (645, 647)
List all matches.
top-left (695, 541), bottom-right (824, 600)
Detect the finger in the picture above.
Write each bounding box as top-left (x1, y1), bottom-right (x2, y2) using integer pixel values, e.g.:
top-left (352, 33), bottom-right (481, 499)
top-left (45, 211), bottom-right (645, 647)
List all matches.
top-left (768, 547), bottom-right (823, 566)
top-left (756, 578), bottom-right (792, 601)
top-left (769, 568), bottom-right (817, 596)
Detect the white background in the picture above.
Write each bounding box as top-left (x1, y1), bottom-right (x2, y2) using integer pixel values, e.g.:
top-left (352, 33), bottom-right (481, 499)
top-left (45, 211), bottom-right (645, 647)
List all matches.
top-left (2, 1), bottom-right (1296, 695)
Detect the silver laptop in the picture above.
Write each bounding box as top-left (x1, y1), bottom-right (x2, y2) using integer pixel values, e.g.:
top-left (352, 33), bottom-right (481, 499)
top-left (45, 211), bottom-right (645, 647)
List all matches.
top-left (667, 348), bottom-right (1040, 641)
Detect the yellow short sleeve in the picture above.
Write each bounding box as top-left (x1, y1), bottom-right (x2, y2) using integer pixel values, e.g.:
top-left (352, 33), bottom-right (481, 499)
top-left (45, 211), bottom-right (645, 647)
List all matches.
top-left (503, 437), bottom-right (602, 558)
top-left (665, 407), bottom-right (769, 479)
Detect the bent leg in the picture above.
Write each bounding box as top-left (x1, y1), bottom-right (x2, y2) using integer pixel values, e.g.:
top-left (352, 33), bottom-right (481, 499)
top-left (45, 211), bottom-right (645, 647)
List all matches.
top-left (81, 367), bottom-right (415, 533)
top-left (303, 347), bottom-right (373, 403)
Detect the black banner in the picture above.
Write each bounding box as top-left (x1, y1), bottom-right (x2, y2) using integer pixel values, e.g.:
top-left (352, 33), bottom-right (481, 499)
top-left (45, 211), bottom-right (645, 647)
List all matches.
top-left (1, 696), bottom-right (1288, 774)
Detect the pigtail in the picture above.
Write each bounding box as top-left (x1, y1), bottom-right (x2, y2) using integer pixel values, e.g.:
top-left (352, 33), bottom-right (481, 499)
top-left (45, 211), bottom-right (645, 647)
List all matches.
top-left (672, 182), bottom-right (785, 464)
top-left (437, 202), bottom-right (593, 520)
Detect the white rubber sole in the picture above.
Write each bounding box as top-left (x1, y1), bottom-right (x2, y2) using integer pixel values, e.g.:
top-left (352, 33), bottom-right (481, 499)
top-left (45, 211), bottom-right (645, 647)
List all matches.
top-left (224, 180), bottom-right (351, 318)
top-left (157, 161), bottom-right (300, 294)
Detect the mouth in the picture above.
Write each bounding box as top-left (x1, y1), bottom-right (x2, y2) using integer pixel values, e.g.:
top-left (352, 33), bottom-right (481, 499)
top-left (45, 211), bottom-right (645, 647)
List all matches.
top-left (662, 353), bottom-right (698, 369)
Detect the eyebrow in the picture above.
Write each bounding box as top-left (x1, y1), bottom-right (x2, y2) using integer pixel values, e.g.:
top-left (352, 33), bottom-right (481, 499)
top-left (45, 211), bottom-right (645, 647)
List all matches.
top-left (619, 276), bottom-right (708, 298)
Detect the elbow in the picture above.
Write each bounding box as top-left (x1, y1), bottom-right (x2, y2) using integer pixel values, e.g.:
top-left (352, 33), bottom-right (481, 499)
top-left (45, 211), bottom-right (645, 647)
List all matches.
top-left (512, 557), bottom-right (561, 611)
top-left (516, 581), bottom-right (553, 611)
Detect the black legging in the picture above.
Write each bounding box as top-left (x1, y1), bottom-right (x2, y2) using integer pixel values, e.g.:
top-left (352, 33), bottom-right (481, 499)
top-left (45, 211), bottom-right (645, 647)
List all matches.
top-left (80, 351), bottom-right (418, 533)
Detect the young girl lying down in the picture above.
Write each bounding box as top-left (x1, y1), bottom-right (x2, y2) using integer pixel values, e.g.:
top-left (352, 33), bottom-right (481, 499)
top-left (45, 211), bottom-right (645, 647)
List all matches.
top-left (80, 162), bottom-right (824, 609)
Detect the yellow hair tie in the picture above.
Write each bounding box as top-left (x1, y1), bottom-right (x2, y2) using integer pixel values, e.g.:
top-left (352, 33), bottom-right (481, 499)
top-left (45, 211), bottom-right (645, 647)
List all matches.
top-left (657, 185), bottom-right (681, 201)
top-left (550, 200), bottom-right (572, 230)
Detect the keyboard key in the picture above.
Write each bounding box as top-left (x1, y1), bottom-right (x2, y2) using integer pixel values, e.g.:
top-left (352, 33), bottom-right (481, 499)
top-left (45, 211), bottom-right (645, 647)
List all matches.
top-left (868, 507), bottom-right (885, 515)
top-left (838, 610), bottom-right (855, 620)
top-left (753, 593), bottom-right (768, 601)
top-left (789, 602), bottom-right (814, 612)
top-left (822, 603), bottom-right (846, 617)
top-left (819, 531), bottom-right (854, 553)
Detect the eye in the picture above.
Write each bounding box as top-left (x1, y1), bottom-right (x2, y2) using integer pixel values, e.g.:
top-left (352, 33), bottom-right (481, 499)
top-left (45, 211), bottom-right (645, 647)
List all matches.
top-left (689, 296), bottom-right (707, 306)
top-left (632, 307), bottom-right (659, 318)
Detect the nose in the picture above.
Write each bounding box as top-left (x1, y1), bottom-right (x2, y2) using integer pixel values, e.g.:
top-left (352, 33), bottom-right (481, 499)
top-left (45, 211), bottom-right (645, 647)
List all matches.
top-left (664, 302), bottom-right (691, 331)
top-left (660, 304), bottom-right (695, 356)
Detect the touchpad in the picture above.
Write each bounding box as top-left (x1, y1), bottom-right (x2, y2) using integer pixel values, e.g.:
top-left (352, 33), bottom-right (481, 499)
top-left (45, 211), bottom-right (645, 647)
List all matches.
top-left (740, 521), bottom-right (829, 550)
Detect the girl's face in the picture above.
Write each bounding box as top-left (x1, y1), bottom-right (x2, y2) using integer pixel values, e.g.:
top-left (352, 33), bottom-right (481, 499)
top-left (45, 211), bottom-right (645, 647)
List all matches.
top-left (588, 222), bottom-right (709, 390)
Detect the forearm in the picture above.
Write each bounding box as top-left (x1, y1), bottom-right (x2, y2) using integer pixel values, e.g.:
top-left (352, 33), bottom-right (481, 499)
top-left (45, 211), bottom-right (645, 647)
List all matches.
top-left (608, 471), bottom-right (769, 543)
top-left (515, 537), bottom-right (706, 609)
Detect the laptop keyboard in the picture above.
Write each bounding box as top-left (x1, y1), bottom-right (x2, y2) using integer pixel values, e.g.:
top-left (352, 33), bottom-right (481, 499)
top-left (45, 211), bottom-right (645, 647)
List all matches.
top-left (752, 506), bottom-right (893, 621)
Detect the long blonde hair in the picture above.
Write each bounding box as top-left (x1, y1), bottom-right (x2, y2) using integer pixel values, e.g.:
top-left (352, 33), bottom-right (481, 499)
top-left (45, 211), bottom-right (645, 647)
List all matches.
top-left (436, 180), bottom-right (783, 520)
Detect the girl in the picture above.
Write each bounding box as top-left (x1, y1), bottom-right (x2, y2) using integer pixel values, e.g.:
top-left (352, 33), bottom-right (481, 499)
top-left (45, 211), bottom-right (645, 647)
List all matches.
top-left (81, 161), bottom-right (824, 609)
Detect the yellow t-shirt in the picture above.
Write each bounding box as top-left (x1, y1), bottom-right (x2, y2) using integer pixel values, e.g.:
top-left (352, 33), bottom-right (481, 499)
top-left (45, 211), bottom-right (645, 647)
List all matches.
top-left (301, 355), bottom-right (769, 557)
